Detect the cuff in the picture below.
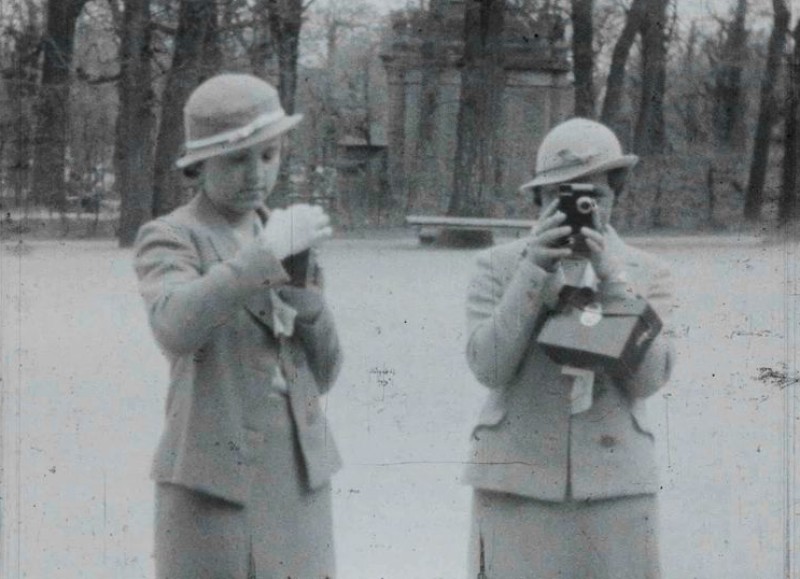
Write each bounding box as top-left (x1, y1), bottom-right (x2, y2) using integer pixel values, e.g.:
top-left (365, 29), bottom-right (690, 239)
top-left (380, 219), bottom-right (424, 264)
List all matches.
top-left (227, 241), bottom-right (290, 289)
top-left (517, 260), bottom-right (566, 310)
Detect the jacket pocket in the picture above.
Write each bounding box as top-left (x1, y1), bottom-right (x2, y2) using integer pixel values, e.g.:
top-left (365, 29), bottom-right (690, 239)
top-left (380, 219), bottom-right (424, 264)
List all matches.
top-left (471, 391), bottom-right (508, 439)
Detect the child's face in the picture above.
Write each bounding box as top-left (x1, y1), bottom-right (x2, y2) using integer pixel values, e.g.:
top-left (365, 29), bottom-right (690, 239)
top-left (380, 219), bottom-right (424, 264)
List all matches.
top-left (201, 137), bottom-right (282, 219)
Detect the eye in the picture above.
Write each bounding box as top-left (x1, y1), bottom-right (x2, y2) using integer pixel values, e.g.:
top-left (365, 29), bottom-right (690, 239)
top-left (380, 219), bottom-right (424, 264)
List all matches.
top-left (262, 148), bottom-right (278, 162)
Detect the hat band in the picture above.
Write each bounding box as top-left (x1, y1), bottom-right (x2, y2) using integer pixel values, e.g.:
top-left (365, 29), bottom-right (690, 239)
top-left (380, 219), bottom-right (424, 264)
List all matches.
top-left (185, 109), bottom-right (287, 151)
top-left (538, 148), bottom-right (600, 177)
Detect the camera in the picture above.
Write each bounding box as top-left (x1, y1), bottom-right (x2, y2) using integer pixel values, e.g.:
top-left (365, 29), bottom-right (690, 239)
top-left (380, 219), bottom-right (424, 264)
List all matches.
top-left (281, 249), bottom-right (311, 287)
top-left (556, 184), bottom-right (597, 254)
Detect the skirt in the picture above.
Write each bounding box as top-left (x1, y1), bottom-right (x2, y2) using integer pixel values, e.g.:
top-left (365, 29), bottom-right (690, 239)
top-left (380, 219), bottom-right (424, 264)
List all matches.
top-left (468, 490), bottom-right (660, 579)
top-left (154, 392), bottom-right (335, 579)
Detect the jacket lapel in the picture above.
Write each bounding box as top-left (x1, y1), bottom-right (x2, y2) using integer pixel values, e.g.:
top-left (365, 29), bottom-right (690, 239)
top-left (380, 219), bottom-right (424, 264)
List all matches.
top-left (191, 194), bottom-right (277, 332)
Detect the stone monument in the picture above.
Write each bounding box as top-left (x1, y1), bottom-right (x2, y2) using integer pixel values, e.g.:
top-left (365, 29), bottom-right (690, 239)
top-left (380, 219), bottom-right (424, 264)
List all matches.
top-left (381, 0), bottom-right (572, 218)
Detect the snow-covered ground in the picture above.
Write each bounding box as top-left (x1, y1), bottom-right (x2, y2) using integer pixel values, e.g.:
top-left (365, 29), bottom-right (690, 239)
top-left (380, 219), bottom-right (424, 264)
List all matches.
top-left (1, 234), bottom-right (798, 578)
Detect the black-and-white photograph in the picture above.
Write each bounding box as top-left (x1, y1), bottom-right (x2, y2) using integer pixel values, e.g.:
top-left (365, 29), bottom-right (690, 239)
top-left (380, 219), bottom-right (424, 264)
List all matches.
top-left (1, 0), bottom-right (799, 577)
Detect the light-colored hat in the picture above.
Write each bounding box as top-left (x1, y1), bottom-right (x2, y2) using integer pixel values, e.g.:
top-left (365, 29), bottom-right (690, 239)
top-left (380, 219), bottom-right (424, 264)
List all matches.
top-left (519, 118), bottom-right (638, 191)
top-left (175, 73), bottom-right (303, 169)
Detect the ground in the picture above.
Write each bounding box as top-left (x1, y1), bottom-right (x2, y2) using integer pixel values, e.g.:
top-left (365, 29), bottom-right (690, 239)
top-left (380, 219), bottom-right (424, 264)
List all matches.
top-left (1, 233), bottom-right (798, 578)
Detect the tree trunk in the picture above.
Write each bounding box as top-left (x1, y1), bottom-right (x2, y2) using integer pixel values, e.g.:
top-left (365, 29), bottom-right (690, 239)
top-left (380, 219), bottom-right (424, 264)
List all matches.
top-left (570, 0), bottom-right (594, 118)
top-left (449, 0), bottom-right (505, 218)
top-left (151, 0), bottom-right (218, 218)
top-left (712, 0), bottom-right (748, 150)
top-left (266, 0), bottom-right (305, 207)
top-left (681, 21), bottom-right (703, 144)
top-left (407, 8), bottom-right (445, 214)
top-left (633, 0), bottom-right (668, 156)
top-left (30, 0), bottom-right (88, 211)
top-left (778, 20), bottom-right (799, 227)
top-left (116, 0), bottom-right (157, 247)
top-left (600, 0), bottom-right (645, 144)
top-left (268, 0), bottom-right (304, 114)
top-left (743, 0), bottom-right (789, 223)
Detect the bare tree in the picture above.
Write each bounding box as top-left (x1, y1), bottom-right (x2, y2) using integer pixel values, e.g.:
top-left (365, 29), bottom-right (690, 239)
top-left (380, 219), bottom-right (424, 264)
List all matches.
top-left (674, 21), bottom-right (704, 145)
top-left (743, 0), bottom-right (789, 223)
top-left (779, 19), bottom-right (799, 228)
top-left (267, 0), bottom-right (306, 114)
top-left (570, 0), bottom-right (594, 117)
top-left (600, 0), bottom-right (646, 142)
top-left (632, 0), bottom-right (669, 155)
top-left (151, 0), bottom-right (219, 218)
top-left (115, 0), bottom-right (157, 246)
top-left (710, 0), bottom-right (749, 150)
top-left (448, 0), bottom-right (505, 223)
top-left (30, 0), bottom-right (90, 211)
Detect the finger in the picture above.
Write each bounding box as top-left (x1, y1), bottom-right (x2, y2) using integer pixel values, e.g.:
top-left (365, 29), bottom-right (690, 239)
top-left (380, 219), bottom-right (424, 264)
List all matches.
top-left (585, 237), bottom-right (603, 254)
top-left (539, 247), bottom-right (572, 258)
top-left (591, 209), bottom-right (604, 232)
top-left (314, 226), bottom-right (333, 240)
top-left (537, 225), bottom-right (571, 244)
top-left (580, 226), bottom-right (604, 243)
top-left (534, 211), bottom-right (566, 235)
top-left (540, 198), bottom-right (560, 219)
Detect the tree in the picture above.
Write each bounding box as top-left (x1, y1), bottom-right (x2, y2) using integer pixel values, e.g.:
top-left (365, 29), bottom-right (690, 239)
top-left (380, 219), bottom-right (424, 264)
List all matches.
top-left (267, 0), bottom-right (305, 114)
top-left (600, 0), bottom-right (646, 142)
top-left (151, 0), bottom-right (220, 218)
top-left (447, 0), bottom-right (505, 231)
top-left (30, 0), bottom-right (90, 211)
top-left (710, 0), bottom-right (749, 150)
top-left (570, 0), bottom-right (594, 117)
top-left (632, 0), bottom-right (669, 155)
top-left (115, 0), bottom-right (157, 247)
top-left (743, 0), bottom-right (789, 223)
top-left (778, 18), bottom-right (798, 227)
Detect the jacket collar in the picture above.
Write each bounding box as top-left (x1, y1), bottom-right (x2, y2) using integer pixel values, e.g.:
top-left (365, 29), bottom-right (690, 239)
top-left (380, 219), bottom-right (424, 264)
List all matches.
top-left (189, 193), bottom-right (270, 262)
top-left (188, 193), bottom-right (278, 332)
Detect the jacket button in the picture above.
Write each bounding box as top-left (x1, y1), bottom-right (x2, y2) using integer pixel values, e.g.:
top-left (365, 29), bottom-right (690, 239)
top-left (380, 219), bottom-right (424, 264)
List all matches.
top-left (600, 435), bottom-right (617, 448)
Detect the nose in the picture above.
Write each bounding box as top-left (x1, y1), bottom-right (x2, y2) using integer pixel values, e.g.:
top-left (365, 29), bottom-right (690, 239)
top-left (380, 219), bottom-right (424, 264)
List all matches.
top-left (243, 151), bottom-right (264, 188)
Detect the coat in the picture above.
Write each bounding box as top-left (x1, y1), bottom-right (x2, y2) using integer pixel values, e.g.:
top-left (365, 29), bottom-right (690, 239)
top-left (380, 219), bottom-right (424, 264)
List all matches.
top-left (134, 193), bottom-right (342, 506)
top-left (462, 227), bottom-right (675, 502)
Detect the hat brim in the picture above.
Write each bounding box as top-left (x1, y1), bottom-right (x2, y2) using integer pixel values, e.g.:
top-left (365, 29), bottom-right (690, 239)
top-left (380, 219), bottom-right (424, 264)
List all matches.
top-left (175, 113), bottom-right (304, 169)
top-left (518, 154), bottom-right (639, 192)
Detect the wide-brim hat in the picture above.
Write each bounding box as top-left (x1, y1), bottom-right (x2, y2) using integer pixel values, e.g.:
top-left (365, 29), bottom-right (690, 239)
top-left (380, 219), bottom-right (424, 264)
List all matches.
top-left (519, 118), bottom-right (638, 191)
top-left (176, 73), bottom-right (303, 169)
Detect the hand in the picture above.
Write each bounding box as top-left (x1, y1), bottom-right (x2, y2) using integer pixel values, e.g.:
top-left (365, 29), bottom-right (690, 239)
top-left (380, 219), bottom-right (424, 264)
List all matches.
top-left (524, 198), bottom-right (572, 272)
top-left (261, 204), bottom-right (332, 260)
top-left (278, 286), bottom-right (325, 322)
top-left (580, 214), bottom-right (624, 281)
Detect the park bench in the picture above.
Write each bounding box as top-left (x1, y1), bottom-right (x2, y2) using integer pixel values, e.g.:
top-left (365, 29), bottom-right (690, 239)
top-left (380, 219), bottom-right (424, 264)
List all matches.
top-left (405, 215), bottom-right (534, 244)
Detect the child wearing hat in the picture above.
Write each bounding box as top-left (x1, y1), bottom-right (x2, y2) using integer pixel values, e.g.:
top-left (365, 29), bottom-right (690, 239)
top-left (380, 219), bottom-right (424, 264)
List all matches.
top-left (134, 73), bottom-right (341, 578)
top-left (463, 118), bottom-right (675, 578)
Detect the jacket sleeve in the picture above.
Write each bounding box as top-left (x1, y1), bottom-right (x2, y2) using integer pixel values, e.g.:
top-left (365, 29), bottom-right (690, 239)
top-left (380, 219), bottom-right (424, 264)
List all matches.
top-left (278, 263), bottom-right (342, 394)
top-left (465, 246), bottom-right (565, 389)
top-left (133, 218), bottom-right (290, 355)
top-left (294, 304), bottom-right (342, 394)
top-left (600, 258), bottom-right (675, 398)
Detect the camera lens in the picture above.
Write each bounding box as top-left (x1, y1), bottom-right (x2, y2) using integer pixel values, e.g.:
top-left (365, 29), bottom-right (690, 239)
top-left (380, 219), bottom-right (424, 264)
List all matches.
top-left (576, 196), bottom-right (596, 214)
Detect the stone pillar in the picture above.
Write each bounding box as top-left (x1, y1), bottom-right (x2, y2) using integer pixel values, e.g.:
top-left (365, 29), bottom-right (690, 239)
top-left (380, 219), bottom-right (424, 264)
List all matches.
top-left (381, 3), bottom-right (571, 217)
top-left (383, 59), bottom-right (407, 213)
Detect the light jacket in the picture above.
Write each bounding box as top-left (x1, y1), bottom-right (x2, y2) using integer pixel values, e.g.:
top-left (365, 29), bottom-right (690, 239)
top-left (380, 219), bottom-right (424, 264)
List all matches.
top-left (134, 194), bottom-right (342, 505)
top-left (463, 228), bottom-right (675, 501)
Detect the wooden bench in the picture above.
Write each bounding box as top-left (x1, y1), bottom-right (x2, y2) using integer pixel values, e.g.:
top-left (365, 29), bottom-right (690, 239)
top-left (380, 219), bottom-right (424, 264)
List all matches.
top-left (405, 215), bottom-right (534, 244)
